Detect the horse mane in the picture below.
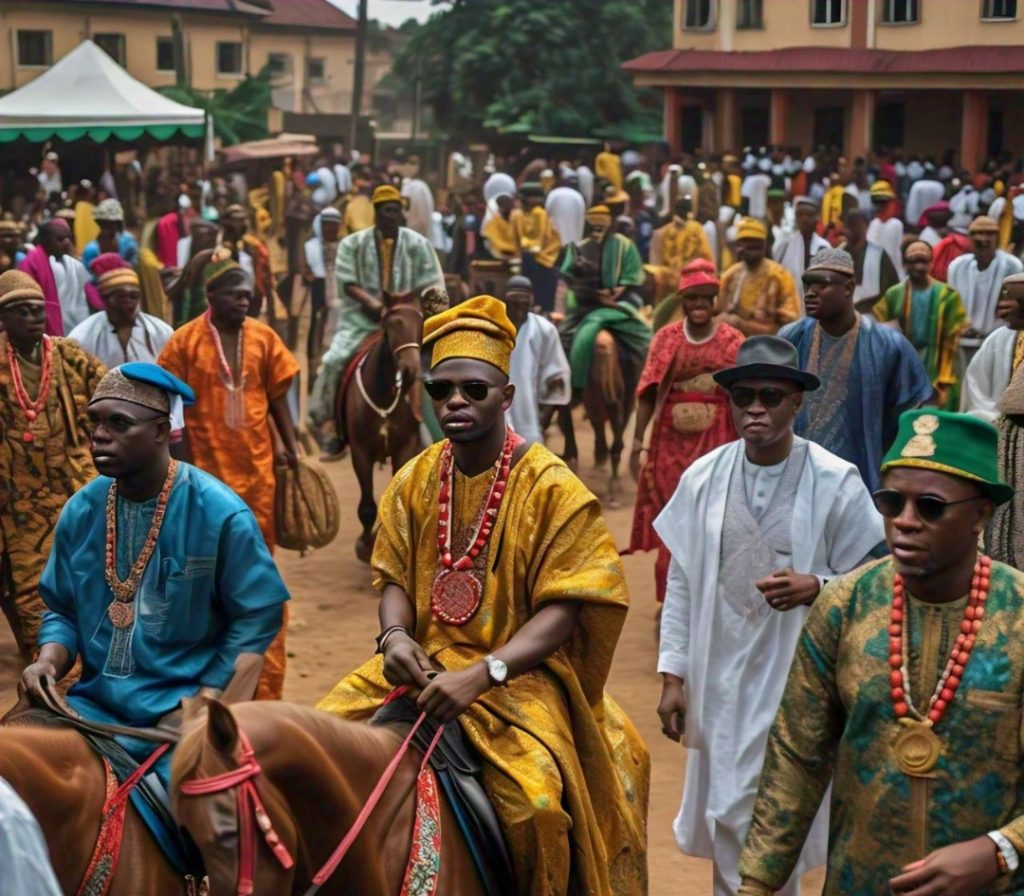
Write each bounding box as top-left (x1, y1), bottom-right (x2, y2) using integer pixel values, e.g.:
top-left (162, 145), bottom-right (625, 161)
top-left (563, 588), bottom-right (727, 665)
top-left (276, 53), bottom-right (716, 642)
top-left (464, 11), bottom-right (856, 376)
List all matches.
top-left (171, 701), bottom-right (396, 789)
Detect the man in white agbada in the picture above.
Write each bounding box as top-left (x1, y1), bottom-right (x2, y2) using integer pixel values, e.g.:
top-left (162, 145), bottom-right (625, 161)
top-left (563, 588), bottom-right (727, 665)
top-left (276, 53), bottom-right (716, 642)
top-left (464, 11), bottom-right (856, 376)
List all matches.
top-left (654, 335), bottom-right (884, 896)
top-left (905, 178), bottom-right (944, 230)
top-left (67, 254), bottom-right (172, 367)
top-left (502, 276), bottom-right (570, 444)
top-left (545, 178), bottom-right (586, 245)
top-left (947, 215), bottom-right (1023, 367)
top-left (0, 778), bottom-right (62, 896)
top-left (962, 272), bottom-right (1024, 421)
top-left (771, 196), bottom-right (829, 304)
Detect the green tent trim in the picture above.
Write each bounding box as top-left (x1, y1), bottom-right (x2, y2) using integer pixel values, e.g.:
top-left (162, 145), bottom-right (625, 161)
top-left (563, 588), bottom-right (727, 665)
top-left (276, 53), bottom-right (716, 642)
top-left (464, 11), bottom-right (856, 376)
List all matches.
top-left (0, 122), bottom-right (205, 143)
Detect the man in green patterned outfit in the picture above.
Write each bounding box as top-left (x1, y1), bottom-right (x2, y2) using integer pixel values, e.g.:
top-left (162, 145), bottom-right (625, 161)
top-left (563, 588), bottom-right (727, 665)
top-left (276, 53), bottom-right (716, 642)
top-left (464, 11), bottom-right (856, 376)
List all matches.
top-left (738, 408), bottom-right (1024, 895)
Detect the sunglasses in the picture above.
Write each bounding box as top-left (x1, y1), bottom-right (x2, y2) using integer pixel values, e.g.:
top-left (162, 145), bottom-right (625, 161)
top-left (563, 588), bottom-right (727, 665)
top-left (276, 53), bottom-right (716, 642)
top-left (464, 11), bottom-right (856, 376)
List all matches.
top-left (87, 411), bottom-right (168, 434)
top-left (728, 386), bottom-right (797, 409)
top-left (423, 380), bottom-right (496, 402)
top-left (801, 273), bottom-right (845, 288)
top-left (871, 489), bottom-right (985, 523)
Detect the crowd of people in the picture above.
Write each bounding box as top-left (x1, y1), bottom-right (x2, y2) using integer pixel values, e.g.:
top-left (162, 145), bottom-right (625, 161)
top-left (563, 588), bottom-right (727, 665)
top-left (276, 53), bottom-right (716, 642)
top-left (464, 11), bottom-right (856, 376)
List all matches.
top-left (3, 135), bottom-right (1024, 896)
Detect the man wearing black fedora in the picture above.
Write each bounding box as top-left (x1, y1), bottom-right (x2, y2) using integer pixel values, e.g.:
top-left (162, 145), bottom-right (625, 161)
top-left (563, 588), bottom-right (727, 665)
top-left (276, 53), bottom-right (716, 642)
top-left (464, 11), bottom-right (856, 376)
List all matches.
top-left (651, 334), bottom-right (884, 896)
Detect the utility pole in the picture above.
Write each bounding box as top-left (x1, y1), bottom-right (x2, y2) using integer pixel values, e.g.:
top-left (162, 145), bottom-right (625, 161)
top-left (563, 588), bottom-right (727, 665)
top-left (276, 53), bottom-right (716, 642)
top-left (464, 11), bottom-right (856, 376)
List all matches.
top-left (349, 0), bottom-right (368, 153)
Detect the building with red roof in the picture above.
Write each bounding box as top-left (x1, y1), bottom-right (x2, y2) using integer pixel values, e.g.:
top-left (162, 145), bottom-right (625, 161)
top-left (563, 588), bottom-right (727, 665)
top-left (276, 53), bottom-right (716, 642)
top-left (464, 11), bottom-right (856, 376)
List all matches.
top-left (624, 0), bottom-right (1024, 169)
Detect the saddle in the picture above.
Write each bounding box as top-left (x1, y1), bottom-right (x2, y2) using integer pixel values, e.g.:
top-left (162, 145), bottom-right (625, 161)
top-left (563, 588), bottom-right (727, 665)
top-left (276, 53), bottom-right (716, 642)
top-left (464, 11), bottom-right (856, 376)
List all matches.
top-left (371, 696), bottom-right (517, 896)
top-left (6, 706), bottom-right (205, 882)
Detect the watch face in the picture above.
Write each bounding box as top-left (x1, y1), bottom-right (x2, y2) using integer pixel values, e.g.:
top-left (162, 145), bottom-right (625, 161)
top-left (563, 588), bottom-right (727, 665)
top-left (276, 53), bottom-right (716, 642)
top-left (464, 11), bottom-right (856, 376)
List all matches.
top-left (489, 658), bottom-right (508, 683)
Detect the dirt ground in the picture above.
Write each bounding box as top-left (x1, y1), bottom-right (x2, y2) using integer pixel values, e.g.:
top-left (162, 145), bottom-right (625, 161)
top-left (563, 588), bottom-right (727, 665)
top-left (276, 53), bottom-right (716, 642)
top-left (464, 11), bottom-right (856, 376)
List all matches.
top-left (0, 416), bottom-right (824, 895)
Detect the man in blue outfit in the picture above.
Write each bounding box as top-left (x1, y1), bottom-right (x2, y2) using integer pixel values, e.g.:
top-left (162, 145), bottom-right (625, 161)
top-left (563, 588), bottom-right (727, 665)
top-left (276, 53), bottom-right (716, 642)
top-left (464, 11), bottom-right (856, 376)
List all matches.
top-left (780, 247), bottom-right (933, 492)
top-left (20, 361), bottom-right (288, 791)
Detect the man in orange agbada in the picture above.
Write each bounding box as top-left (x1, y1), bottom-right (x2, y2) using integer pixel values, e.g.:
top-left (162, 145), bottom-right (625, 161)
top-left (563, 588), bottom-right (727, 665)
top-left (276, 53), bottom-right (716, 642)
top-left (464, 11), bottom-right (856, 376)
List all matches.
top-left (158, 248), bottom-right (300, 699)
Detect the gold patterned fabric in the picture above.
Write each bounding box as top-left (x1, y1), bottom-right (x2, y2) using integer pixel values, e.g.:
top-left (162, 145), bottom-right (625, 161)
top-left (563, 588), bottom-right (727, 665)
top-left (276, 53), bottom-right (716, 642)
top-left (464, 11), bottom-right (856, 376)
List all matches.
top-left (739, 558), bottom-right (1024, 894)
top-left (0, 335), bottom-right (104, 658)
top-left (719, 259), bottom-right (801, 332)
top-left (318, 442), bottom-right (649, 895)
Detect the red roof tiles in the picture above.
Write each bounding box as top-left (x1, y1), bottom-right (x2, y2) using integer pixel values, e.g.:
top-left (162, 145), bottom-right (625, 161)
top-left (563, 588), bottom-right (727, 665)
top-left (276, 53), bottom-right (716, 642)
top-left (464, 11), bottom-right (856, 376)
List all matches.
top-left (623, 45), bottom-right (1024, 75)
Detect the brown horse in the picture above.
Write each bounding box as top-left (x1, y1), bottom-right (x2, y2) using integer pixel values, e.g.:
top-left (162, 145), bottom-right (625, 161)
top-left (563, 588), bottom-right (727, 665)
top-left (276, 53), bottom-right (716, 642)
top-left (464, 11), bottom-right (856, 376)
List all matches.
top-left (336, 299), bottom-right (424, 563)
top-left (171, 699), bottom-right (485, 896)
top-left (559, 253), bottom-right (640, 509)
top-left (0, 725), bottom-right (189, 895)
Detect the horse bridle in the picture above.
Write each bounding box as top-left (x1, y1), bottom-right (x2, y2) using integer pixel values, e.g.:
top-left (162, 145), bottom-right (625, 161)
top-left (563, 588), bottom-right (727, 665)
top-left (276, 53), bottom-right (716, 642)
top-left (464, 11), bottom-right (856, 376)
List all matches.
top-left (179, 711), bottom-right (443, 896)
top-left (356, 303), bottom-right (423, 423)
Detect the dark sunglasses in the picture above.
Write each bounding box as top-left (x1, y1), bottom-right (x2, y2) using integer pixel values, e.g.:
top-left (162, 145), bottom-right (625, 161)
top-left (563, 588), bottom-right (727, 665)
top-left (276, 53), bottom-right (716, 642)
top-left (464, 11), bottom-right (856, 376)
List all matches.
top-left (871, 489), bottom-right (985, 523)
top-left (801, 273), bottom-right (845, 288)
top-left (728, 386), bottom-right (796, 409)
top-left (423, 380), bottom-right (496, 402)
top-left (87, 411), bottom-right (168, 434)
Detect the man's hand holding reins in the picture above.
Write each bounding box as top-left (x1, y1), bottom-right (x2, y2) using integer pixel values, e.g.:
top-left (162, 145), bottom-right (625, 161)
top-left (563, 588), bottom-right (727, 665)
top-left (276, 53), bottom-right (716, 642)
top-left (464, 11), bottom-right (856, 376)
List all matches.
top-left (382, 632), bottom-right (434, 692)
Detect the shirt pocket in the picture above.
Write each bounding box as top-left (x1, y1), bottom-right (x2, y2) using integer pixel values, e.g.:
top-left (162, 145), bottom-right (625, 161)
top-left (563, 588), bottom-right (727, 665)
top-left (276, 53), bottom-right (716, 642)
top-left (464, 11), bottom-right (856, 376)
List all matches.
top-left (138, 556), bottom-right (216, 645)
top-left (965, 689), bottom-right (1021, 762)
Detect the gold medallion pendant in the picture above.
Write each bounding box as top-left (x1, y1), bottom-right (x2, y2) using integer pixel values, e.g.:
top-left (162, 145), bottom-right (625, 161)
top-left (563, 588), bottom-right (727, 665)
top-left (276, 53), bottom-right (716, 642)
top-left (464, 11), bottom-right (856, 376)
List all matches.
top-left (894, 718), bottom-right (942, 776)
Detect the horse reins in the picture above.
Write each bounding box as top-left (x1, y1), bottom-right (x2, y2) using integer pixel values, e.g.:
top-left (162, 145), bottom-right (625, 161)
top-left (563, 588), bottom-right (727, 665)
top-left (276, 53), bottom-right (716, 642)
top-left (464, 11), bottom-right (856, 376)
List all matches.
top-left (179, 712), bottom-right (445, 896)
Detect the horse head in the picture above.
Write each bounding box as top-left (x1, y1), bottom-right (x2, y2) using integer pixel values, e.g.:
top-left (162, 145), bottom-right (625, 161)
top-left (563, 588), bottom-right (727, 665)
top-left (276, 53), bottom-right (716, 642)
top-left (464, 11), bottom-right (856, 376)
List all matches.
top-left (172, 700), bottom-right (299, 896)
top-left (381, 296), bottom-right (425, 387)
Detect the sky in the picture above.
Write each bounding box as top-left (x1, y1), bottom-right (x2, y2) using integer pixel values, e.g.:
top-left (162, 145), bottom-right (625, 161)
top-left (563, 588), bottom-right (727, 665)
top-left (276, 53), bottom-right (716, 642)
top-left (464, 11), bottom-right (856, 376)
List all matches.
top-left (328, 0), bottom-right (439, 28)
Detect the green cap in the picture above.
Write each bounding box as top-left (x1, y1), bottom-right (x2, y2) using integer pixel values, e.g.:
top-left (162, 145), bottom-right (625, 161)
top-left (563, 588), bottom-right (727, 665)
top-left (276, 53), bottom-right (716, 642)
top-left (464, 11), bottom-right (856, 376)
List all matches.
top-left (881, 409), bottom-right (1013, 505)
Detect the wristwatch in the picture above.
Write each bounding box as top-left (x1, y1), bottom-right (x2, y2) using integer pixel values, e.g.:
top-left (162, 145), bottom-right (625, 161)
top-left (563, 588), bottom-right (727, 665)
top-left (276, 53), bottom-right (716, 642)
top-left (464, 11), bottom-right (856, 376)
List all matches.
top-left (988, 831), bottom-right (1020, 874)
top-left (484, 654), bottom-right (508, 686)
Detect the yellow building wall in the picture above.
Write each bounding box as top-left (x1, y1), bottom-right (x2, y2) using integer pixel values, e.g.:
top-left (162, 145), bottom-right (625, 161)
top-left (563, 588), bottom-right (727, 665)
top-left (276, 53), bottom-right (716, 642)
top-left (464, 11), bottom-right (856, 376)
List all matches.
top-left (0, 1), bottom-right (360, 112)
top-left (673, 0), bottom-right (1024, 52)
top-left (874, 4), bottom-right (1024, 50)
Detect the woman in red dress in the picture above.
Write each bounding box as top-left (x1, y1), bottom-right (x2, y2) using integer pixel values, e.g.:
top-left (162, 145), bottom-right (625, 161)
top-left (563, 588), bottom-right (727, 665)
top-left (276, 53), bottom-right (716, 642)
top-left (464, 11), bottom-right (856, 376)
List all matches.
top-left (628, 259), bottom-right (744, 601)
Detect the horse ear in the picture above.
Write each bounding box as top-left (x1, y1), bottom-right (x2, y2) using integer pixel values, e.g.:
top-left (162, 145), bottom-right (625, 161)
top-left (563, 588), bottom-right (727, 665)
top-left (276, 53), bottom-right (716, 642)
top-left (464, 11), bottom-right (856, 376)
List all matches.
top-left (206, 700), bottom-right (240, 756)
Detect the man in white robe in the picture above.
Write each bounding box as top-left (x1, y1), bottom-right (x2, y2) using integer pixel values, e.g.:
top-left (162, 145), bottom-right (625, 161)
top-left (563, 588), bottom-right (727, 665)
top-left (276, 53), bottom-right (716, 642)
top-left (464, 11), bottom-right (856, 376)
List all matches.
top-left (772, 196), bottom-right (829, 305)
top-left (947, 215), bottom-right (1023, 367)
top-left (502, 276), bottom-right (570, 444)
top-left (655, 335), bottom-right (884, 896)
top-left (905, 179), bottom-right (944, 230)
top-left (962, 272), bottom-right (1024, 421)
top-left (401, 177), bottom-right (435, 241)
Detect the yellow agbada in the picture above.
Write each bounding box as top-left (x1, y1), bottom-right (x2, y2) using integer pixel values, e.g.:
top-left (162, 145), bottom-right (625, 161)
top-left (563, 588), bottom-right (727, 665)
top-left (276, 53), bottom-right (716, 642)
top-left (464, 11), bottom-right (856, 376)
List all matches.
top-left (318, 441), bottom-right (649, 895)
top-left (483, 211), bottom-right (521, 258)
top-left (514, 206), bottom-right (561, 268)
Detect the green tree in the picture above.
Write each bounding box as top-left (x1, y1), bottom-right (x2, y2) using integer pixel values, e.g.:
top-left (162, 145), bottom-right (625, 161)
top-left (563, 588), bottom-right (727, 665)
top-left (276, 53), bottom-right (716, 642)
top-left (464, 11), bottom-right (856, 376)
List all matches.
top-left (391, 0), bottom-right (670, 140)
top-left (161, 67), bottom-right (273, 146)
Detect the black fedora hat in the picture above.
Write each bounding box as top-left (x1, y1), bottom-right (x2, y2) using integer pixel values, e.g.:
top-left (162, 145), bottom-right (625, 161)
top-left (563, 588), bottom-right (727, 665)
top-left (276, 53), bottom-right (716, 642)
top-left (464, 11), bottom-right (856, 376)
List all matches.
top-left (712, 335), bottom-right (820, 391)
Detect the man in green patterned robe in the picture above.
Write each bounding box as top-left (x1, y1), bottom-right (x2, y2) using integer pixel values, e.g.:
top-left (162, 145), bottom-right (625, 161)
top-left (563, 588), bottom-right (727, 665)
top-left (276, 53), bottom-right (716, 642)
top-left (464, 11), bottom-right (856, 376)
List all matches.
top-left (739, 409), bottom-right (1024, 896)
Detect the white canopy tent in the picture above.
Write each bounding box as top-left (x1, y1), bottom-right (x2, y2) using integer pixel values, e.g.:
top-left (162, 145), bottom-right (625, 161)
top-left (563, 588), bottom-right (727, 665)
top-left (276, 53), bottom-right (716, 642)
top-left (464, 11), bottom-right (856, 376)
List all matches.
top-left (0, 40), bottom-right (206, 145)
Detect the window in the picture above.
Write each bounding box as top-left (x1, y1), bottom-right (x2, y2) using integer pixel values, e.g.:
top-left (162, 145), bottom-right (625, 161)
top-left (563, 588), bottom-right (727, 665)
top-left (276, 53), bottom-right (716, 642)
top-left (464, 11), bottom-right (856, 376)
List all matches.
top-left (737, 0), bottom-right (763, 27)
top-left (307, 57), bottom-right (326, 84)
top-left (811, 0), bottom-right (846, 25)
top-left (683, 0), bottom-right (714, 30)
top-left (16, 30), bottom-right (52, 67)
top-left (267, 53), bottom-right (292, 77)
top-left (982, 0), bottom-right (1017, 19)
top-left (93, 33), bottom-right (126, 66)
top-left (882, 0), bottom-right (919, 22)
top-left (216, 41), bottom-right (243, 76)
top-left (156, 36), bottom-right (176, 72)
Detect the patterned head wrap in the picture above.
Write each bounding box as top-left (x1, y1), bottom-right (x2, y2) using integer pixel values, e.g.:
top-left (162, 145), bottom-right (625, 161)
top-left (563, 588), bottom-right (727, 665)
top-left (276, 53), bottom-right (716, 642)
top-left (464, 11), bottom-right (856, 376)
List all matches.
top-left (806, 247), bottom-right (855, 277)
top-left (585, 205), bottom-right (612, 227)
top-left (93, 198), bottom-right (125, 222)
top-left (202, 245), bottom-right (243, 291)
top-left (736, 218), bottom-right (767, 242)
top-left (372, 184), bottom-right (402, 206)
top-left (0, 269), bottom-right (44, 309)
top-left (90, 253), bottom-right (140, 295)
top-left (678, 258), bottom-right (720, 293)
top-left (423, 295), bottom-right (517, 375)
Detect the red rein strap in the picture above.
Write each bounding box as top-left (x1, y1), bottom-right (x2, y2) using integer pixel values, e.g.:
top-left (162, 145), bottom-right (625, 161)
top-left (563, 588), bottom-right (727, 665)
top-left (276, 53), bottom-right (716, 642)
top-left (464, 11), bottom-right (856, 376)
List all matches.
top-left (302, 713), bottom-right (445, 896)
top-left (180, 711), bottom-right (445, 896)
top-left (179, 731), bottom-right (295, 896)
